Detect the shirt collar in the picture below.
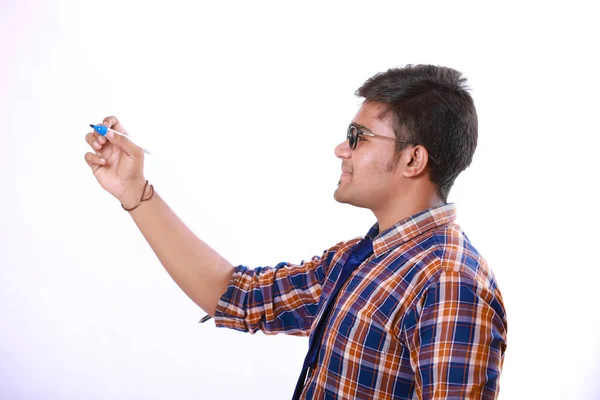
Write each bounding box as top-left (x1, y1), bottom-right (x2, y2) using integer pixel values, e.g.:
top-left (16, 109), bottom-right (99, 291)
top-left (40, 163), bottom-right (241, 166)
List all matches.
top-left (365, 203), bottom-right (457, 257)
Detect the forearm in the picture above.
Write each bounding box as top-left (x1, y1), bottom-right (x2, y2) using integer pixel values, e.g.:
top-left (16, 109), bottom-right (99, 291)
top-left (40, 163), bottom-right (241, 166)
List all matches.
top-left (124, 184), bottom-right (235, 317)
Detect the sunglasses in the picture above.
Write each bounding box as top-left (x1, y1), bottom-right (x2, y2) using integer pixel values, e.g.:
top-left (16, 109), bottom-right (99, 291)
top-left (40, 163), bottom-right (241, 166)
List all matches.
top-left (346, 124), bottom-right (437, 163)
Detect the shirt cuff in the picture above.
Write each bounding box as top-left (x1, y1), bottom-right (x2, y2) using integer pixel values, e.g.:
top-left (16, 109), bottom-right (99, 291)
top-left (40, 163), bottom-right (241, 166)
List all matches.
top-left (213, 265), bottom-right (251, 332)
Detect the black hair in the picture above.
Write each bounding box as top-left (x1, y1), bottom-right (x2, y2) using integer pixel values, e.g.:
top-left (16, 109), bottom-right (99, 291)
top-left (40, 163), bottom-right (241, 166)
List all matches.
top-left (356, 64), bottom-right (478, 203)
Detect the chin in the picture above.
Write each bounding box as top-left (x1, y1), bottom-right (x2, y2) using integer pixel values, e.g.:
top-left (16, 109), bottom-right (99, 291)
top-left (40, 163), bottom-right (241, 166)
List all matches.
top-left (334, 187), bottom-right (355, 206)
top-left (334, 187), bottom-right (372, 210)
top-left (333, 186), bottom-right (347, 204)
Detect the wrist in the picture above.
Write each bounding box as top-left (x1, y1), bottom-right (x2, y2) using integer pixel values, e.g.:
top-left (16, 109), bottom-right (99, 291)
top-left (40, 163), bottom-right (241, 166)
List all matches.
top-left (119, 178), bottom-right (149, 209)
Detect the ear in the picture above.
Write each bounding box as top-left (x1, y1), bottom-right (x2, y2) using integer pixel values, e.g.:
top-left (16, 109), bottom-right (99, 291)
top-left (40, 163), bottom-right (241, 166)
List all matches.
top-left (401, 146), bottom-right (431, 178)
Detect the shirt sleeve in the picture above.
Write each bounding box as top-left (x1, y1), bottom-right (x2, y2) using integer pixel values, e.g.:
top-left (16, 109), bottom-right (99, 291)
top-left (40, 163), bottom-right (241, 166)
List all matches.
top-left (213, 245), bottom-right (339, 336)
top-left (405, 270), bottom-right (508, 399)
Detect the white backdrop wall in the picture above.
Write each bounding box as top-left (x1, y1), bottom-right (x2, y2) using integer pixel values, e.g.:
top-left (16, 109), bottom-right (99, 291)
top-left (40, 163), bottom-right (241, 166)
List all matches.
top-left (1, 1), bottom-right (599, 399)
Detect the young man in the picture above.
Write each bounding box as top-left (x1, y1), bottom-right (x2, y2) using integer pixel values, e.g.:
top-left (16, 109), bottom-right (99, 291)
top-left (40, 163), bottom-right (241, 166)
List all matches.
top-left (85, 64), bottom-right (507, 399)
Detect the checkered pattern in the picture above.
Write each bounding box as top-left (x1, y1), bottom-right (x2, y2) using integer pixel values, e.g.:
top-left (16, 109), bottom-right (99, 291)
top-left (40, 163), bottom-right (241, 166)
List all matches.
top-left (214, 203), bottom-right (507, 399)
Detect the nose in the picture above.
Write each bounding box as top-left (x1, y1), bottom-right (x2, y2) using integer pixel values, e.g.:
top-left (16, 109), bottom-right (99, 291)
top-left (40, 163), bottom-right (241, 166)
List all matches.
top-left (334, 140), bottom-right (351, 159)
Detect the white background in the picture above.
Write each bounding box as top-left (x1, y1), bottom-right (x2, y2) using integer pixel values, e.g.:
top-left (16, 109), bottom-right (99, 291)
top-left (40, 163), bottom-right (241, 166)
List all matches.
top-left (1, 0), bottom-right (599, 399)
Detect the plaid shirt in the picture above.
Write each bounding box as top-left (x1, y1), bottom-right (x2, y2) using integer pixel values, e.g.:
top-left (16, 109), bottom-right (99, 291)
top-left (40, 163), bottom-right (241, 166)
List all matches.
top-left (214, 203), bottom-right (507, 399)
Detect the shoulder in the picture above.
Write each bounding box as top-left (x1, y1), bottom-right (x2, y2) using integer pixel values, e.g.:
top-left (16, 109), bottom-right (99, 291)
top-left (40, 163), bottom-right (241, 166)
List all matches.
top-left (432, 223), bottom-right (502, 297)
top-left (399, 223), bottom-right (505, 320)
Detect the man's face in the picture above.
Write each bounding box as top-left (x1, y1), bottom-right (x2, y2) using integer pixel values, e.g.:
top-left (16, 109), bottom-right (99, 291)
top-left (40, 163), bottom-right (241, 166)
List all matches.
top-left (333, 101), bottom-right (403, 210)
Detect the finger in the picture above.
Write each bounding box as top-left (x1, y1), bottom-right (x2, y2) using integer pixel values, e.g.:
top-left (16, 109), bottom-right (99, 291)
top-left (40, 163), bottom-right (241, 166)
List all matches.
top-left (104, 126), bottom-right (141, 157)
top-left (85, 132), bottom-right (95, 146)
top-left (84, 152), bottom-right (107, 168)
top-left (85, 132), bottom-right (105, 151)
top-left (102, 116), bottom-right (127, 134)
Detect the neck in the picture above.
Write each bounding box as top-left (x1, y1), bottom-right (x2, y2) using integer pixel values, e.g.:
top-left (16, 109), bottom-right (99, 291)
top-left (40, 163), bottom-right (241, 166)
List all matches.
top-left (373, 192), bottom-right (444, 233)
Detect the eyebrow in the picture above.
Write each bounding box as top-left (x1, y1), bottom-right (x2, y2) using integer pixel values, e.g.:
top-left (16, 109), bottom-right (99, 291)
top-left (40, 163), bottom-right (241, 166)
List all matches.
top-left (350, 122), bottom-right (374, 134)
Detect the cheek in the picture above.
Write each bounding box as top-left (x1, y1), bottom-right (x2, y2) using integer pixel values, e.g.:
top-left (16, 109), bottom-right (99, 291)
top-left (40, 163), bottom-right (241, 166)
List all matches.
top-left (353, 147), bottom-right (396, 180)
top-left (355, 153), bottom-right (379, 170)
top-left (359, 155), bottom-right (393, 177)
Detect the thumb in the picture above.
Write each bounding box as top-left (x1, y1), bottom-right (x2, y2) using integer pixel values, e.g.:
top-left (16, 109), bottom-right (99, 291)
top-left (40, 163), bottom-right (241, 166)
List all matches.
top-left (105, 129), bottom-right (141, 157)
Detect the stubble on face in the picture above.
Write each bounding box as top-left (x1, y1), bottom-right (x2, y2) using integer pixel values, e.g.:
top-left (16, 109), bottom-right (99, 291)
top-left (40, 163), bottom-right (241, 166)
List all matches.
top-left (334, 153), bottom-right (399, 209)
top-left (333, 101), bottom-right (403, 208)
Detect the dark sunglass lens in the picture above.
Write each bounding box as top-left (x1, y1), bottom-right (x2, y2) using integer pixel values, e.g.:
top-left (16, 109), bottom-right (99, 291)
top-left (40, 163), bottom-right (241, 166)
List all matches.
top-left (347, 126), bottom-right (356, 149)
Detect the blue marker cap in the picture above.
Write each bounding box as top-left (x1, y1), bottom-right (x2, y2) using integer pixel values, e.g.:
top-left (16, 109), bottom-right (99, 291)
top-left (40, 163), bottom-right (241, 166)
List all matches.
top-left (90, 124), bottom-right (108, 136)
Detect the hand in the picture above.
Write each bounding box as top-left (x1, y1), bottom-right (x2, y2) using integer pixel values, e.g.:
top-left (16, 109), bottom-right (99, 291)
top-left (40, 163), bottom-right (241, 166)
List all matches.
top-left (84, 116), bottom-right (147, 207)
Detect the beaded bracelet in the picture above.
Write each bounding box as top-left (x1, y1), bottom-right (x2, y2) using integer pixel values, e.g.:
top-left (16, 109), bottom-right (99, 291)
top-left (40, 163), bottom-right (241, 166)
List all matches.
top-left (121, 180), bottom-right (154, 211)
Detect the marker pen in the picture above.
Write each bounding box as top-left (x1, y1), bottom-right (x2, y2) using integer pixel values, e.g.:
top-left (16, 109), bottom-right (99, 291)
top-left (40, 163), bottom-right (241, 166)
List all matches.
top-left (90, 124), bottom-right (152, 155)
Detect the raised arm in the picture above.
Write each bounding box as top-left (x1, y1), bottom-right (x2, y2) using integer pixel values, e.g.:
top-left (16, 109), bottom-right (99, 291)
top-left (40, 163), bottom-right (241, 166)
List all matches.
top-left (84, 116), bottom-right (235, 317)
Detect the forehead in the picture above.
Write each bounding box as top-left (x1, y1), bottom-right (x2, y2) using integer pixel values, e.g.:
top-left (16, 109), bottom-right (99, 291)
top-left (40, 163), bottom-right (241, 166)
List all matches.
top-left (352, 101), bottom-right (395, 138)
